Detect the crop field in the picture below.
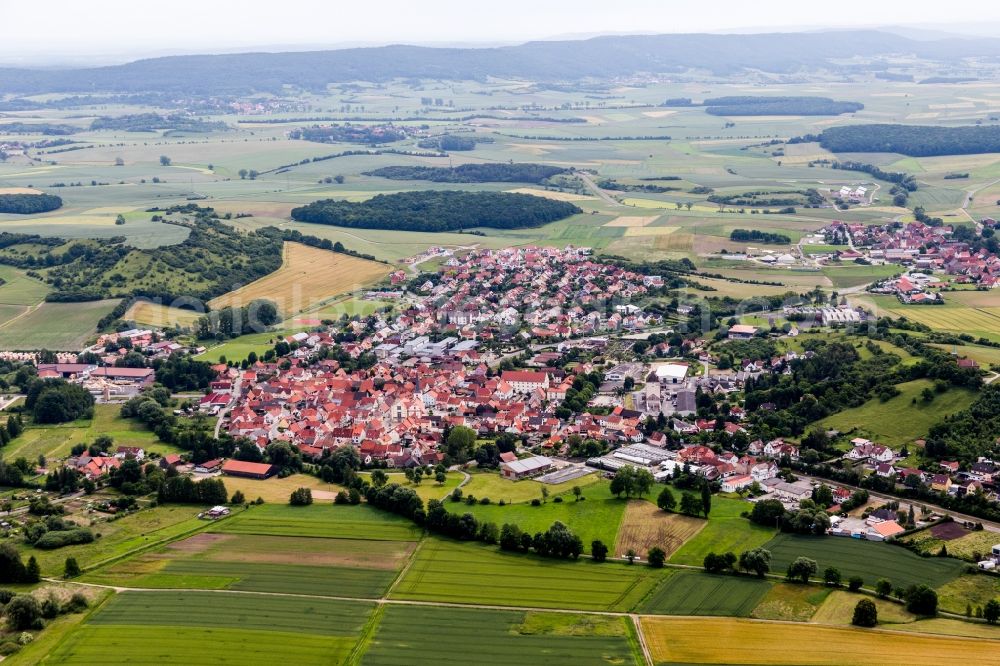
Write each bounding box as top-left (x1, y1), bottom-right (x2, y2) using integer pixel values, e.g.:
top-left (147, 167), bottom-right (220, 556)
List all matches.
top-left (5, 403), bottom-right (172, 463)
top-left (818, 379), bottom-right (976, 447)
top-left (749, 582), bottom-right (830, 622)
top-left (208, 242), bottom-right (391, 316)
top-left (613, 500), bottom-right (706, 558)
top-left (0, 298), bottom-right (119, 350)
top-left (867, 297), bottom-right (1000, 341)
top-left (460, 469), bottom-right (600, 503)
top-left (0, 264), bottom-right (49, 305)
top-left (669, 495), bottom-right (775, 566)
top-left (640, 616), bottom-right (1000, 665)
top-left (48, 590), bottom-right (374, 665)
top-left (123, 299), bottom-right (203, 328)
top-left (446, 481), bottom-right (626, 554)
top-left (390, 538), bottom-right (661, 611)
top-left (641, 571), bottom-right (771, 616)
top-left (763, 533), bottom-right (965, 590)
top-left (362, 606), bottom-right (640, 666)
top-left (209, 503), bottom-right (423, 541)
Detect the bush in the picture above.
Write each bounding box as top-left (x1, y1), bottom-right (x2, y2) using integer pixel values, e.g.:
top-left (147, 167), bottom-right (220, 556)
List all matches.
top-left (530, 498), bottom-right (541, 506)
top-left (289, 487), bottom-right (313, 506)
top-left (591, 540), bottom-right (608, 563)
top-left (33, 528), bottom-right (94, 550)
top-left (62, 592), bottom-right (89, 614)
top-left (5, 596), bottom-right (42, 630)
top-left (848, 576), bottom-right (864, 592)
top-left (64, 557), bottom-right (81, 579)
top-left (0, 642), bottom-right (20, 656)
top-left (852, 599), bottom-right (878, 627)
top-left (647, 547), bottom-right (666, 568)
top-left (904, 584), bottom-right (938, 616)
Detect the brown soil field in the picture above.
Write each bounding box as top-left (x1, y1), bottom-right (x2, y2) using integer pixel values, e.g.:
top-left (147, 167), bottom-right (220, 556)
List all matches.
top-left (613, 500), bottom-right (705, 558)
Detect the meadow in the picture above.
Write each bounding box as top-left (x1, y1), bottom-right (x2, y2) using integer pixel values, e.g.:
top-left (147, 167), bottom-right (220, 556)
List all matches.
top-left (361, 606), bottom-right (641, 666)
top-left (641, 616), bottom-right (1000, 665)
top-left (209, 502), bottom-right (423, 541)
top-left (639, 570), bottom-right (772, 616)
top-left (668, 494), bottom-right (776, 566)
top-left (459, 469), bottom-right (600, 503)
top-left (195, 328), bottom-right (310, 363)
top-left (0, 299), bottom-right (119, 350)
top-left (818, 379), bottom-right (976, 447)
top-left (207, 242), bottom-right (391, 316)
top-left (390, 538), bottom-right (661, 611)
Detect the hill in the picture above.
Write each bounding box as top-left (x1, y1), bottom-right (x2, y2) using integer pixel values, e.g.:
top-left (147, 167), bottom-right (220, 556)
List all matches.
top-left (3, 31), bottom-right (1000, 94)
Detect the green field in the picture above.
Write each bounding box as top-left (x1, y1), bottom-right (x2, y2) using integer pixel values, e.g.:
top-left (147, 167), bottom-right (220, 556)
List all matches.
top-left (209, 502), bottom-right (423, 540)
top-left (195, 328), bottom-right (310, 364)
top-left (446, 480), bottom-right (625, 553)
top-left (763, 533), bottom-right (965, 590)
top-left (0, 299), bottom-right (119, 350)
top-left (362, 606), bottom-right (641, 666)
top-left (818, 379), bottom-right (976, 447)
top-left (0, 264), bottom-right (50, 305)
top-left (391, 538), bottom-right (661, 611)
top-left (640, 570), bottom-right (772, 616)
top-left (669, 494), bottom-right (775, 566)
top-left (47, 591), bottom-right (374, 665)
top-left (459, 470), bottom-right (601, 504)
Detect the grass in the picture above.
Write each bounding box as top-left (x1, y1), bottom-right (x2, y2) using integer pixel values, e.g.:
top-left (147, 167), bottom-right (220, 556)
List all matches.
top-left (390, 538), bottom-right (661, 612)
top-left (18, 504), bottom-right (208, 577)
top-left (762, 533), bottom-right (966, 590)
top-left (902, 524), bottom-right (997, 561)
top-left (0, 264), bottom-right (49, 305)
top-left (45, 591), bottom-right (373, 665)
top-left (209, 502), bottom-right (423, 541)
top-left (0, 299), bottom-right (119, 350)
top-left (4, 403), bottom-right (176, 462)
top-left (362, 605), bottom-right (641, 666)
top-left (818, 379), bottom-right (976, 447)
top-left (123, 299), bottom-right (202, 328)
top-left (358, 471), bottom-right (463, 503)
top-left (208, 242), bottom-right (390, 316)
top-left (218, 473), bottom-right (345, 504)
top-left (195, 328), bottom-right (309, 363)
top-left (641, 616), bottom-right (1000, 665)
top-left (640, 571), bottom-right (772, 617)
top-left (459, 469), bottom-right (600, 503)
top-left (444, 481), bottom-right (626, 554)
top-left (750, 582), bottom-right (830, 621)
top-left (668, 494), bottom-right (775, 566)
top-left (811, 590), bottom-right (916, 626)
top-left (936, 574), bottom-right (1000, 615)
top-left (613, 500), bottom-right (706, 559)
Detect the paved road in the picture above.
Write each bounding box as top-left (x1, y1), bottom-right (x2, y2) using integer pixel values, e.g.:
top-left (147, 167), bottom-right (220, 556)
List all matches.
top-left (576, 171), bottom-right (623, 207)
top-left (214, 374), bottom-right (242, 438)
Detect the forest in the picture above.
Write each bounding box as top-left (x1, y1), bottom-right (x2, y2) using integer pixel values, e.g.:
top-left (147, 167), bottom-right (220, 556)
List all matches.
top-left (89, 114), bottom-right (228, 133)
top-left (363, 163), bottom-right (567, 184)
top-left (703, 96), bottom-right (863, 116)
top-left (289, 124), bottom-right (407, 145)
top-left (290, 191), bottom-right (582, 232)
top-left (0, 193), bottom-right (63, 214)
top-left (729, 229), bottom-right (791, 244)
top-left (818, 124), bottom-right (1000, 156)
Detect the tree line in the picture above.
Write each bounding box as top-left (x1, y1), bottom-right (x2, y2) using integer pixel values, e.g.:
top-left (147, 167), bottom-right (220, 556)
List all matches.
top-left (363, 163), bottom-right (568, 185)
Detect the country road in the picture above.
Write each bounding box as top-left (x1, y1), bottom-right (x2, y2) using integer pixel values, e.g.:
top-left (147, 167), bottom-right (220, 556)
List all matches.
top-left (576, 171), bottom-right (623, 207)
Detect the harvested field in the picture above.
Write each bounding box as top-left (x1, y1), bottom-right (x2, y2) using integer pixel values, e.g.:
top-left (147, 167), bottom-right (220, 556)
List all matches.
top-left (208, 242), bottom-right (391, 316)
top-left (622, 225), bottom-right (679, 236)
top-left (0, 187), bottom-right (43, 194)
top-left (506, 187), bottom-right (595, 201)
top-left (613, 501), bottom-right (705, 558)
top-left (124, 299), bottom-right (203, 328)
top-left (165, 532), bottom-right (232, 554)
top-left (641, 616), bottom-right (1000, 665)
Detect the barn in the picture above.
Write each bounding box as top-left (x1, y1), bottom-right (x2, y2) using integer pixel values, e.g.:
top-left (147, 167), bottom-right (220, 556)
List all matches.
top-left (221, 459), bottom-right (277, 480)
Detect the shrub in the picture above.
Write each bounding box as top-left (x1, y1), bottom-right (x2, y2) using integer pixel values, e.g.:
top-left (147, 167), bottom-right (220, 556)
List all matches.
top-left (5, 596), bottom-right (42, 630)
top-left (62, 593), bottom-right (89, 614)
top-left (852, 598), bottom-right (878, 627)
top-left (647, 547), bottom-right (666, 568)
top-left (848, 576), bottom-right (864, 592)
top-left (289, 487), bottom-right (313, 506)
top-left (33, 528), bottom-right (94, 550)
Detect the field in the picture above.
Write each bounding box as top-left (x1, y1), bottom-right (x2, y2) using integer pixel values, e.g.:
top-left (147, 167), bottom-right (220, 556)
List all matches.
top-left (811, 590), bottom-right (917, 625)
top-left (763, 533), bottom-right (966, 590)
top-left (208, 502), bottom-right (423, 541)
top-left (902, 523), bottom-right (999, 561)
top-left (445, 480), bottom-right (626, 554)
top-left (613, 500), bottom-right (706, 558)
top-left (818, 379), bottom-right (977, 447)
top-left (935, 574), bottom-right (1000, 614)
top-left (749, 582), bottom-right (830, 621)
top-left (865, 296), bottom-right (1000, 342)
top-left (123, 299), bottom-right (203, 328)
top-left (208, 242), bottom-right (391, 316)
top-left (195, 328), bottom-right (309, 363)
top-left (357, 471), bottom-right (463, 502)
top-left (362, 605), bottom-right (641, 666)
top-left (390, 538), bottom-right (661, 611)
top-left (0, 299), bottom-right (119, 350)
top-left (459, 469), bottom-right (600, 503)
top-left (640, 616), bottom-right (1000, 665)
top-left (46, 591), bottom-right (375, 665)
top-left (668, 494), bottom-right (775, 566)
top-left (4, 403), bottom-right (176, 462)
top-left (639, 571), bottom-right (772, 616)
top-left (0, 264), bottom-right (50, 306)
top-left (215, 472), bottom-right (346, 503)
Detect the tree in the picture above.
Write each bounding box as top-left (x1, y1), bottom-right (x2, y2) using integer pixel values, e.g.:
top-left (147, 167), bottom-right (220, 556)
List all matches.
top-left (848, 576), bottom-right (864, 592)
top-left (786, 557), bottom-right (817, 583)
top-left (823, 566), bottom-right (842, 587)
top-left (591, 540), bottom-right (608, 563)
top-left (852, 599), bottom-right (878, 627)
top-left (230, 490), bottom-right (246, 505)
top-left (5, 595), bottom-right (41, 630)
top-left (159, 155), bottom-right (171, 166)
top-left (625, 548), bottom-right (637, 564)
top-left (289, 487), bottom-right (313, 506)
top-left (238, 169), bottom-right (248, 179)
top-left (875, 578), bottom-right (893, 599)
top-left (435, 470), bottom-right (447, 484)
top-left (984, 599), bottom-right (1000, 625)
top-left (749, 499), bottom-right (785, 526)
top-left (679, 492), bottom-right (702, 516)
top-left (64, 557), bottom-right (81, 579)
top-left (647, 547), bottom-right (666, 568)
top-left (23, 557), bottom-right (40, 584)
top-left (572, 486), bottom-right (582, 501)
top-left (703, 551), bottom-right (737, 574)
top-left (445, 426), bottom-right (477, 463)
top-left (611, 466), bottom-right (651, 498)
top-left (739, 548), bottom-right (771, 577)
top-left (657, 486), bottom-right (676, 512)
top-left (700, 483), bottom-right (712, 517)
top-left (371, 469), bottom-right (388, 488)
top-left (904, 584), bottom-right (938, 615)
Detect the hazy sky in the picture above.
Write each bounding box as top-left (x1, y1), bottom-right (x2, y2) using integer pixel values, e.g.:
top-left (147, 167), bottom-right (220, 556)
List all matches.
top-left (5, 0), bottom-right (1000, 63)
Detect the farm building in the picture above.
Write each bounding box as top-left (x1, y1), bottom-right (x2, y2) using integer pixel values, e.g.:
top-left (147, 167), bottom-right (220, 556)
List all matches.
top-left (727, 324), bottom-right (758, 340)
top-left (221, 459), bottom-right (277, 479)
top-left (500, 455), bottom-right (554, 480)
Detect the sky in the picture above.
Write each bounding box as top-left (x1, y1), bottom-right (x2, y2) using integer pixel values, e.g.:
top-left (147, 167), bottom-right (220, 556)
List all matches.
top-left (5, 0), bottom-right (1000, 64)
